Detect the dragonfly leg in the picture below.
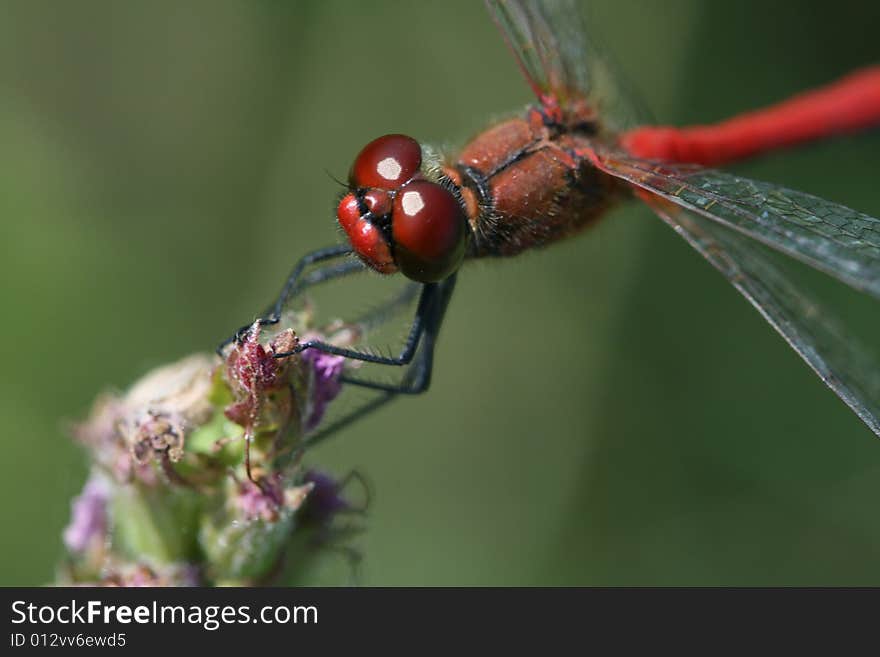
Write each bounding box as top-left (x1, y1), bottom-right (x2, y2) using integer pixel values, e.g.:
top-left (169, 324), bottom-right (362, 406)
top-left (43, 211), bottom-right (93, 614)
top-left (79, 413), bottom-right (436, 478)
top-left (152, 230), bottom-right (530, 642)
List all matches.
top-left (217, 244), bottom-right (357, 355)
top-left (277, 273), bottom-right (457, 386)
top-left (302, 391), bottom-right (397, 451)
top-left (297, 346), bottom-right (435, 451)
top-left (274, 277), bottom-right (444, 367)
top-left (291, 274), bottom-right (457, 449)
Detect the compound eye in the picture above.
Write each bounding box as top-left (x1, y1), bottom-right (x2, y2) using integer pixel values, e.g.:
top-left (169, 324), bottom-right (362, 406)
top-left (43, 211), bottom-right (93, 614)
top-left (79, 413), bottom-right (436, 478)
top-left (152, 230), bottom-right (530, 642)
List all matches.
top-left (391, 181), bottom-right (466, 283)
top-left (350, 134), bottom-right (422, 190)
top-left (336, 193), bottom-right (398, 274)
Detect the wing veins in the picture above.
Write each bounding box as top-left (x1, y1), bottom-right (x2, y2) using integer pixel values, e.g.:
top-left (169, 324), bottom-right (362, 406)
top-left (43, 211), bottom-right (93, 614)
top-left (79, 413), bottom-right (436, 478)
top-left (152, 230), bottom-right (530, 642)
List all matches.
top-left (641, 192), bottom-right (880, 436)
top-left (595, 151), bottom-right (880, 299)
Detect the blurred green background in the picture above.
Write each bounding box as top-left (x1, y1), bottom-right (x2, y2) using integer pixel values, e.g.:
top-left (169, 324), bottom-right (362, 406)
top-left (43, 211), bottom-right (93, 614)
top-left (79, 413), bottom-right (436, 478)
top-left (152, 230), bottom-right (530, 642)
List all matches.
top-left (2, 0), bottom-right (880, 585)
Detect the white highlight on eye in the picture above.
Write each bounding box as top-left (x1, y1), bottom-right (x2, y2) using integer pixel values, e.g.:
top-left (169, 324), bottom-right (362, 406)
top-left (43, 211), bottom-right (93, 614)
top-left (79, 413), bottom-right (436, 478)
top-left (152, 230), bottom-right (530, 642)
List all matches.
top-left (377, 157), bottom-right (402, 181)
top-left (401, 190), bottom-right (425, 216)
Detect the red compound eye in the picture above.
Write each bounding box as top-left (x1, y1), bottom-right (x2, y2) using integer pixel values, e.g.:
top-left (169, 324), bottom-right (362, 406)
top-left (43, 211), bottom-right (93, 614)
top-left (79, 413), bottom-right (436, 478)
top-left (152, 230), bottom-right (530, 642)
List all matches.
top-left (350, 134), bottom-right (422, 190)
top-left (391, 181), bottom-right (466, 282)
top-left (336, 193), bottom-right (398, 274)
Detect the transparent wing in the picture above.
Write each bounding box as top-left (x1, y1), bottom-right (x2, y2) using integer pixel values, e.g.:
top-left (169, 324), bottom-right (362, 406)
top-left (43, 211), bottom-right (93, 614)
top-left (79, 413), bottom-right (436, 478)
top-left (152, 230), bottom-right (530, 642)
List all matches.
top-left (638, 191), bottom-right (880, 437)
top-left (485, 0), bottom-right (648, 131)
top-left (592, 148), bottom-right (880, 299)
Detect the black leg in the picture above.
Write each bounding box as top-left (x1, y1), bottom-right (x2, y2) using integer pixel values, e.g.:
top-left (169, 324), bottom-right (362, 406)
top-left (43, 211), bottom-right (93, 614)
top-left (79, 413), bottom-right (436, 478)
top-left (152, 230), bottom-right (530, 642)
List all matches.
top-left (298, 391), bottom-right (397, 452)
top-left (220, 244), bottom-right (459, 445)
top-left (272, 244), bottom-right (354, 316)
top-left (330, 273), bottom-right (458, 394)
top-left (347, 280), bottom-right (421, 333)
top-left (295, 258), bottom-right (365, 293)
top-left (294, 274), bottom-right (457, 450)
top-left (273, 281), bottom-right (439, 366)
top-left (222, 244), bottom-right (456, 381)
top-left (217, 244), bottom-right (356, 354)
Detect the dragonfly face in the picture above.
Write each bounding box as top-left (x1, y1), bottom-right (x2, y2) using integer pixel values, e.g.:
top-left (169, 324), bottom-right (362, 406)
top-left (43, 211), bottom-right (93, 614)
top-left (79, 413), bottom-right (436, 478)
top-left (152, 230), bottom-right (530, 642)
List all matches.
top-left (336, 133), bottom-right (468, 283)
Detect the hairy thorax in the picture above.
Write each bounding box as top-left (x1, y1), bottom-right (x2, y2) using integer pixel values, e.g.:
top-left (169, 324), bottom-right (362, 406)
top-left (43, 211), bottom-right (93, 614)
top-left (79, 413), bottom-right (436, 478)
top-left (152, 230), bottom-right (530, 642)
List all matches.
top-left (444, 112), bottom-right (624, 258)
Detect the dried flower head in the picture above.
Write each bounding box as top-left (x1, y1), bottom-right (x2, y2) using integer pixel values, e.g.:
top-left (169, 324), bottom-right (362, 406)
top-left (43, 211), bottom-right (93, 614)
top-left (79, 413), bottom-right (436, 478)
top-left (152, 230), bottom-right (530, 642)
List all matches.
top-left (60, 307), bottom-right (368, 586)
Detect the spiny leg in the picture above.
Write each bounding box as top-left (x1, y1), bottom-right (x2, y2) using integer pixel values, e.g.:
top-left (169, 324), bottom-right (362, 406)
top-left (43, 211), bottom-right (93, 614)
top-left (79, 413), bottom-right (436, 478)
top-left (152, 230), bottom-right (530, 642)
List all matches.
top-left (295, 274), bottom-right (457, 450)
top-left (308, 274), bottom-right (456, 395)
top-left (295, 349), bottom-right (433, 454)
top-left (271, 244), bottom-right (355, 317)
top-left (297, 390), bottom-right (396, 453)
top-left (221, 244), bottom-right (457, 447)
top-left (218, 244), bottom-right (357, 354)
top-left (346, 280), bottom-right (421, 335)
top-left (273, 280), bottom-right (441, 367)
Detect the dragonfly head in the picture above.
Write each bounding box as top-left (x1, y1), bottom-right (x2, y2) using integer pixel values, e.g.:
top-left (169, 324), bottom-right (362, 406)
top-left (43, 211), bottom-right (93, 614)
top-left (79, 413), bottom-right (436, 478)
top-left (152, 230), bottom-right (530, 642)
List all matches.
top-left (336, 134), bottom-right (467, 283)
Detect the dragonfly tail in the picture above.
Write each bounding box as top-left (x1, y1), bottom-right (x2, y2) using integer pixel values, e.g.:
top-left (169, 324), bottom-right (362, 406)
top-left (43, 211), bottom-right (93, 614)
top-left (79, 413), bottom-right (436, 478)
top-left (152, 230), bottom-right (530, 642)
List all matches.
top-left (620, 65), bottom-right (880, 167)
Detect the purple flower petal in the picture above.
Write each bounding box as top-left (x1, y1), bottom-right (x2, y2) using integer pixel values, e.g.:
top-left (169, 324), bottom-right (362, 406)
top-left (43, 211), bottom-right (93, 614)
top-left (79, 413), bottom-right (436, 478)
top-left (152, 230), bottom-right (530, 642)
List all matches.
top-left (301, 470), bottom-right (351, 525)
top-left (63, 476), bottom-right (109, 553)
top-left (236, 476), bottom-right (284, 522)
top-left (301, 350), bottom-right (345, 431)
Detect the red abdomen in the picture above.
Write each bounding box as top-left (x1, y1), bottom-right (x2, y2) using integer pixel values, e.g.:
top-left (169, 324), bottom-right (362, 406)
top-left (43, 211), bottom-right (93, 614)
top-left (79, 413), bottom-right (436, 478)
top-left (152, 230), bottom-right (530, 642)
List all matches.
top-left (449, 115), bottom-right (622, 258)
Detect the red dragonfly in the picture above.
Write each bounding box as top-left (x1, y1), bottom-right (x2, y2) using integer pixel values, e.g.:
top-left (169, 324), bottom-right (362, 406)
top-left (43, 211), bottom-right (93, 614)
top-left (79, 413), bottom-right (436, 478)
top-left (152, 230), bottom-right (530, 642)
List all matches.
top-left (224, 0), bottom-right (880, 444)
